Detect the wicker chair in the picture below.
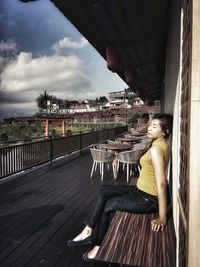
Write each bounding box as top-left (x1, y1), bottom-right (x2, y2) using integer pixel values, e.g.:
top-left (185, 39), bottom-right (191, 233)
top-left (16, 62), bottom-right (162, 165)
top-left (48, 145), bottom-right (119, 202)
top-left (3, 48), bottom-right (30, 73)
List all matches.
top-left (123, 134), bottom-right (130, 138)
top-left (115, 150), bottom-right (141, 183)
top-left (132, 142), bottom-right (147, 151)
top-left (106, 140), bottom-right (119, 153)
top-left (107, 140), bottom-right (117, 144)
top-left (92, 143), bottom-right (106, 150)
top-left (141, 136), bottom-right (151, 144)
top-left (130, 128), bottom-right (138, 134)
top-left (90, 148), bottom-right (116, 181)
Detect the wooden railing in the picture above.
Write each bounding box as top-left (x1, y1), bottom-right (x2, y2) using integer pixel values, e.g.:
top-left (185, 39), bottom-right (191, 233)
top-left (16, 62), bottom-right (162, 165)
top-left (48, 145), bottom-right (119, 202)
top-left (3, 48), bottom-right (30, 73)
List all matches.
top-left (0, 125), bottom-right (127, 179)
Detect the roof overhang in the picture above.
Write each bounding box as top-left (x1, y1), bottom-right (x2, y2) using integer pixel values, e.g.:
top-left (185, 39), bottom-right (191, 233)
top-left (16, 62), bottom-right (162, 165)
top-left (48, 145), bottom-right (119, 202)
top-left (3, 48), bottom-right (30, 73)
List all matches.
top-left (51, 1), bottom-right (169, 103)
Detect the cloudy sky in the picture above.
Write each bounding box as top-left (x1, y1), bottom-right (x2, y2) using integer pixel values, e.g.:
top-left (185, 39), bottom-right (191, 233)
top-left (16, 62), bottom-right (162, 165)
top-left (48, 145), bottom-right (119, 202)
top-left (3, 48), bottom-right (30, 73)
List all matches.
top-left (0, 0), bottom-right (127, 119)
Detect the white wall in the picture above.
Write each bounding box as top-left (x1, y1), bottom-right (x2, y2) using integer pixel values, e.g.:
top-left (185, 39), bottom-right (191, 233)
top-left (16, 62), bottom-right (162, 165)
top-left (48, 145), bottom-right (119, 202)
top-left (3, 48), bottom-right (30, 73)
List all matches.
top-left (163, 0), bottom-right (181, 240)
top-left (188, 1), bottom-right (200, 265)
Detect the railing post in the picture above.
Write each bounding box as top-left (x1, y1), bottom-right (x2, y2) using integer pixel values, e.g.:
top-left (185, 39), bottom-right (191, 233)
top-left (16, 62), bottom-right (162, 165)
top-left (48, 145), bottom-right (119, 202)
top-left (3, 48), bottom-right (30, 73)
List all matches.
top-left (79, 131), bottom-right (82, 154)
top-left (96, 129), bottom-right (99, 144)
top-left (62, 119), bottom-right (66, 137)
top-left (50, 135), bottom-right (53, 163)
top-left (45, 119), bottom-right (49, 138)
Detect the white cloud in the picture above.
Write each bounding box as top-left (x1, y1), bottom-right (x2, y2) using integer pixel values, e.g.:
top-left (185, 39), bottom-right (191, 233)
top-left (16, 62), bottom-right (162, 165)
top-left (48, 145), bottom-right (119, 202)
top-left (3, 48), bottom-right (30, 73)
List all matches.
top-left (0, 40), bottom-right (18, 71)
top-left (0, 36), bottom-right (127, 118)
top-left (52, 36), bottom-right (88, 53)
top-left (0, 40), bottom-right (17, 53)
top-left (1, 52), bottom-right (90, 92)
top-left (0, 51), bottom-right (96, 112)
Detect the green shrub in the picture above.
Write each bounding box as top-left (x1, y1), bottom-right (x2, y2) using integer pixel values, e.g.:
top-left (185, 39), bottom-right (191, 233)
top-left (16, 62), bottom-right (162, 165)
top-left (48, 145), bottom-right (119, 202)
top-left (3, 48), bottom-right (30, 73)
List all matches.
top-left (66, 129), bottom-right (72, 136)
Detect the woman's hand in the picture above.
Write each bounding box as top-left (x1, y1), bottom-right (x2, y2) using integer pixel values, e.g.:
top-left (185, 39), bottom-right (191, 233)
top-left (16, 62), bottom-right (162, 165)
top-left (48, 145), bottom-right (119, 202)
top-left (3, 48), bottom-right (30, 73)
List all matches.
top-left (151, 217), bottom-right (166, 231)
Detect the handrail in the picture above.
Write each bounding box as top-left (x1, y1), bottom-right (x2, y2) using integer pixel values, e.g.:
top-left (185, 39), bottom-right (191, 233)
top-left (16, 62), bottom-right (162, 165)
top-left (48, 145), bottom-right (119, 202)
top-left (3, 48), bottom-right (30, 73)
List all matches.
top-left (0, 125), bottom-right (127, 179)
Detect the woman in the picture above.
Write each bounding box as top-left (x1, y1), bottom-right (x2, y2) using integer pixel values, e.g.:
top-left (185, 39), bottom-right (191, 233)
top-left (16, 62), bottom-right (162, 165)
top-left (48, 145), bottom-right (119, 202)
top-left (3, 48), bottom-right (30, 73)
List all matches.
top-left (67, 113), bottom-right (173, 261)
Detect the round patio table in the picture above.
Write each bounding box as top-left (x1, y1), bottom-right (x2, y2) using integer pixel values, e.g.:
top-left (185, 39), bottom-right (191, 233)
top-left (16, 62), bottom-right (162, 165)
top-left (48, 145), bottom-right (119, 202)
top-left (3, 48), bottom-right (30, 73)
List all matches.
top-left (129, 132), bottom-right (147, 137)
top-left (116, 137), bottom-right (140, 144)
top-left (101, 143), bottom-right (133, 152)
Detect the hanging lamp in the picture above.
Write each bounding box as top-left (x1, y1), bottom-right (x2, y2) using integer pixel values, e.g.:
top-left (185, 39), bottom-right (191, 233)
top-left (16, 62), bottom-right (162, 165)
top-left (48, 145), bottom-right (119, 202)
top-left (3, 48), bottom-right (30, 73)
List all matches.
top-left (144, 97), bottom-right (154, 106)
top-left (124, 67), bottom-right (135, 85)
top-left (106, 45), bottom-right (123, 72)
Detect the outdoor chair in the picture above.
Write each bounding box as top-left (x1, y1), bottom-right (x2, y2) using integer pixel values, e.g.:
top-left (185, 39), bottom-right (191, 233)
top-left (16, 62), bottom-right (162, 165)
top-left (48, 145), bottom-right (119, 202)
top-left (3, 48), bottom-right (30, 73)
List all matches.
top-left (106, 140), bottom-right (120, 153)
top-left (107, 140), bottom-right (118, 144)
top-left (132, 142), bottom-right (147, 151)
top-left (141, 137), bottom-right (151, 145)
top-left (124, 134), bottom-right (133, 138)
top-left (131, 142), bottom-right (150, 174)
top-left (130, 127), bottom-right (138, 134)
top-left (92, 143), bottom-right (106, 150)
top-left (90, 148), bottom-right (116, 181)
top-left (115, 150), bottom-right (141, 183)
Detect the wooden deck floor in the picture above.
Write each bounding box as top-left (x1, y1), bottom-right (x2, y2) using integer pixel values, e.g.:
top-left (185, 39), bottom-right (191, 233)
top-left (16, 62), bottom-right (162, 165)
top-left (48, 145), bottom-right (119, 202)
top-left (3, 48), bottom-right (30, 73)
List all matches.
top-left (0, 150), bottom-right (132, 267)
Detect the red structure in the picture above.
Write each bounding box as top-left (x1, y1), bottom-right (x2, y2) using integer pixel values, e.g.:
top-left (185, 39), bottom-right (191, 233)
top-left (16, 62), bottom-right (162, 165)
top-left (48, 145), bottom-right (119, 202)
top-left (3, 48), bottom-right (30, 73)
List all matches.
top-left (45, 118), bottom-right (67, 137)
top-left (106, 46), bottom-right (123, 72)
top-left (124, 67), bottom-right (135, 86)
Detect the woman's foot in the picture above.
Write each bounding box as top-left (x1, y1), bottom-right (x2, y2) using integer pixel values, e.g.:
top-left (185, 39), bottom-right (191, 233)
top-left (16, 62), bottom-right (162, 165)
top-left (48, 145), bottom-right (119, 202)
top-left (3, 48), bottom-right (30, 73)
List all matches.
top-left (73, 226), bottom-right (92, 241)
top-left (87, 245), bottom-right (100, 258)
top-left (83, 246), bottom-right (100, 262)
top-left (67, 226), bottom-right (93, 247)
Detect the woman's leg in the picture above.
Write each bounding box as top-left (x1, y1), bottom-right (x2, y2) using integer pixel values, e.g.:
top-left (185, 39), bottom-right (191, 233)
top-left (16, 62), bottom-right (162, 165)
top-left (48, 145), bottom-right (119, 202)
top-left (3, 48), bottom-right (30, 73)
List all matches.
top-left (85, 184), bottom-right (131, 229)
top-left (95, 189), bottom-right (158, 245)
top-left (71, 185), bottom-right (131, 242)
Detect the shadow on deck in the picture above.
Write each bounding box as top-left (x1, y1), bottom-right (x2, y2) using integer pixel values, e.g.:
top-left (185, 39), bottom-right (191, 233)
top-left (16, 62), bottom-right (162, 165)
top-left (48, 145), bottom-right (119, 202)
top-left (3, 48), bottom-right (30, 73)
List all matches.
top-left (0, 150), bottom-right (132, 267)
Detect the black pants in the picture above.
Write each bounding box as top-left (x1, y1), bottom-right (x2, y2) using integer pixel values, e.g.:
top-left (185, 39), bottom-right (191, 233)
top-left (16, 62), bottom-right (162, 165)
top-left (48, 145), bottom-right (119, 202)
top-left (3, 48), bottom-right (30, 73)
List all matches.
top-left (85, 185), bottom-right (159, 245)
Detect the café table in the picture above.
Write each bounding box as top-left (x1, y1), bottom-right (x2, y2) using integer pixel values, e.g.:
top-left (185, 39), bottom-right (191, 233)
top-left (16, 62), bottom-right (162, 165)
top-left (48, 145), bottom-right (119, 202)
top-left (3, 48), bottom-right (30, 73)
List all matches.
top-left (101, 143), bottom-right (133, 178)
top-left (101, 142), bottom-right (133, 153)
top-left (116, 137), bottom-right (140, 144)
top-left (130, 132), bottom-right (147, 137)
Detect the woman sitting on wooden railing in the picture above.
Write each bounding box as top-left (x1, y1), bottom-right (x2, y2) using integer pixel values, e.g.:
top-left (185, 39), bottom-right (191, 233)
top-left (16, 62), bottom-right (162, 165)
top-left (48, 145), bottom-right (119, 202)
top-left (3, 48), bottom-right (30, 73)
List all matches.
top-left (67, 113), bottom-right (173, 262)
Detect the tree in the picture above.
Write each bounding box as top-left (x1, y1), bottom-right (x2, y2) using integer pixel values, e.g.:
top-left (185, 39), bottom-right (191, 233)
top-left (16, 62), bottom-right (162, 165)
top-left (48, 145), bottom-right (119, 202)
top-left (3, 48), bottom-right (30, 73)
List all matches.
top-left (63, 100), bottom-right (70, 108)
top-left (98, 96), bottom-right (108, 103)
top-left (128, 112), bottom-right (141, 125)
top-left (36, 91), bottom-right (51, 110)
top-left (0, 133), bottom-right (8, 141)
top-left (35, 91), bottom-right (63, 110)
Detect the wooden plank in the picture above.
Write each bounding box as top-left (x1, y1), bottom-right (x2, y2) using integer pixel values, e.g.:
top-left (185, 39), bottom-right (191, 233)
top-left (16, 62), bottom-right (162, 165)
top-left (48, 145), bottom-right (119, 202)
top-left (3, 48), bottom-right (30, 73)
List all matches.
top-left (14, 190), bottom-right (98, 266)
top-left (0, 157), bottom-right (95, 264)
top-left (0, 154), bottom-right (117, 267)
top-left (0, 185), bottom-right (90, 264)
top-left (0, 168), bottom-right (89, 254)
top-left (96, 211), bottom-right (176, 267)
top-left (0, 151), bottom-right (138, 267)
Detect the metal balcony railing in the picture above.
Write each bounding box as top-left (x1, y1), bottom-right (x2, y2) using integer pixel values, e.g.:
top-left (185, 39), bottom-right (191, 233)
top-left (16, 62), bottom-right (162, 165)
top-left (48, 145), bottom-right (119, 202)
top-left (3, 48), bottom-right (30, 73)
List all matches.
top-left (0, 125), bottom-right (127, 179)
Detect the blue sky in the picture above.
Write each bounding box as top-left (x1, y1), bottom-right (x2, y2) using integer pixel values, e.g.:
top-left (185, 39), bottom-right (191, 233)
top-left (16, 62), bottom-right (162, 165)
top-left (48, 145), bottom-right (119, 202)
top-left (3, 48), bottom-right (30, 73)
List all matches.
top-left (0, 0), bottom-right (127, 119)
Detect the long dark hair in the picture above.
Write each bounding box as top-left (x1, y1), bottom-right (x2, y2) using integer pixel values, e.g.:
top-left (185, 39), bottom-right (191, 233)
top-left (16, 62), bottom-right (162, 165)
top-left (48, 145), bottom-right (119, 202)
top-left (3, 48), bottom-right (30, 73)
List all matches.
top-left (151, 113), bottom-right (173, 139)
top-left (138, 113), bottom-right (173, 163)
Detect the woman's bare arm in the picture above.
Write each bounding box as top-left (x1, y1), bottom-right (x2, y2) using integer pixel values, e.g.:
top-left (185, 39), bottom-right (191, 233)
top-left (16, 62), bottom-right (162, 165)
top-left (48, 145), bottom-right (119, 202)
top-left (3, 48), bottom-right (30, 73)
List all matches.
top-left (149, 146), bottom-right (168, 231)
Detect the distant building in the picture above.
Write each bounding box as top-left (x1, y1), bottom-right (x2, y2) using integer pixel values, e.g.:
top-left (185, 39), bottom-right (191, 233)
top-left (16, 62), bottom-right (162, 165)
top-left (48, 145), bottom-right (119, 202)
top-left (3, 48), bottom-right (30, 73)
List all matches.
top-left (59, 102), bottom-right (98, 114)
top-left (45, 101), bottom-right (98, 115)
top-left (43, 90), bottom-right (156, 119)
top-left (107, 90), bottom-right (144, 108)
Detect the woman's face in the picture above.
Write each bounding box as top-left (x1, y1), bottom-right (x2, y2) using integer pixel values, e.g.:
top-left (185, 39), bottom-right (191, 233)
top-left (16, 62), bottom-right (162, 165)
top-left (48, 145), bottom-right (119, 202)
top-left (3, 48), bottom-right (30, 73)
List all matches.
top-left (147, 119), bottom-right (165, 140)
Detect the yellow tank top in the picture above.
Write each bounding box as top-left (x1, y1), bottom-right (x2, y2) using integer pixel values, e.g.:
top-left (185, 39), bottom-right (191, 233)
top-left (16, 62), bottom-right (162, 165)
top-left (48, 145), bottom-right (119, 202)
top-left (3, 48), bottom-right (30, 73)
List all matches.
top-left (136, 138), bottom-right (170, 196)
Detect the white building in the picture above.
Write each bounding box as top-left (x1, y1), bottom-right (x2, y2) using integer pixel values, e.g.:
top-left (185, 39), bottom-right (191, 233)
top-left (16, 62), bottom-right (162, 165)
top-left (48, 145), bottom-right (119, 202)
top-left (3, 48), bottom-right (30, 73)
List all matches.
top-left (107, 90), bottom-right (144, 108)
